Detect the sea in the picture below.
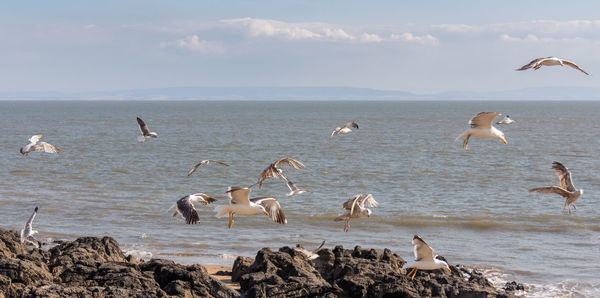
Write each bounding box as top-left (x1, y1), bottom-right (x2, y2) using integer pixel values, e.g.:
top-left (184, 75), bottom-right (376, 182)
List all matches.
top-left (1, 100), bottom-right (599, 297)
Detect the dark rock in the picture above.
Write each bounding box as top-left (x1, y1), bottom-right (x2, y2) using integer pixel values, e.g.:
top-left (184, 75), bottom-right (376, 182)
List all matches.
top-left (0, 228), bottom-right (25, 259)
top-left (232, 256), bottom-right (254, 282)
top-left (503, 281), bottom-right (525, 292)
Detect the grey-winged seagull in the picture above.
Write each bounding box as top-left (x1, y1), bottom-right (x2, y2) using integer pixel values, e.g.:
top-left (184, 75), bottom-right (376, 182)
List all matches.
top-left (170, 193), bottom-right (216, 224)
top-left (516, 57), bottom-right (589, 75)
top-left (401, 235), bottom-right (451, 280)
top-left (20, 134), bottom-right (61, 155)
top-left (20, 206), bottom-right (41, 248)
top-left (335, 194), bottom-right (378, 232)
top-left (215, 187), bottom-right (286, 228)
top-left (455, 112), bottom-right (507, 150)
top-left (529, 161), bottom-right (583, 215)
top-left (331, 121), bottom-right (359, 137)
top-left (250, 158), bottom-right (305, 189)
top-left (187, 160), bottom-right (230, 176)
top-left (137, 117), bottom-right (158, 142)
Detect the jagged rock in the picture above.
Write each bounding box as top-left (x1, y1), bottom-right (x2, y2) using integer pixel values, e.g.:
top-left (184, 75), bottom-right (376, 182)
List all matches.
top-left (0, 229), bottom-right (26, 259)
top-left (231, 256), bottom-right (254, 282)
top-left (503, 281), bottom-right (525, 292)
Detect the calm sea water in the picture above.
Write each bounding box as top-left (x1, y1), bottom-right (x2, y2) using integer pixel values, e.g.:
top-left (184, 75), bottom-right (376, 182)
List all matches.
top-left (1, 100), bottom-right (599, 296)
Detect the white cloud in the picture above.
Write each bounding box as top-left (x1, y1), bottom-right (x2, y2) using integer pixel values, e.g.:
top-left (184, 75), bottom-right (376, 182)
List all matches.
top-left (221, 18), bottom-right (437, 45)
top-left (160, 35), bottom-right (224, 54)
top-left (499, 33), bottom-right (587, 43)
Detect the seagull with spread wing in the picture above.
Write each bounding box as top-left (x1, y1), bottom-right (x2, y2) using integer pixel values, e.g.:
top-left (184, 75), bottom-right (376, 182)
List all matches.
top-left (215, 187), bottom-right (287, 228)
top-left (331, 121), bottom-right (359, 137)
top-left (283, 177), bottom-right (307, 197)
top-left (187, 160), bottom-right (230, 176)
top-left (250, 158), bottom-right (305, 189)
top-left (136, 117), bottom-right (158, 142)
top-left (516, 57), bottom-right (589, 75)
top-left (496, 115), bottom-right (516, 125)
top-left (20, 207), bottom-right (42, 248)
top-left (529, 161), bottom-right (584, 215)
top-left (402, 235), bottom-right (451, 280)
top-left (455, 112), bottom-right (507, 150)
top-left (334, 194), bottom-right (378, 232)
top-left (169, 193), bottom-right (216, 224)
top-left (20, 134), bottom-right (61, 155)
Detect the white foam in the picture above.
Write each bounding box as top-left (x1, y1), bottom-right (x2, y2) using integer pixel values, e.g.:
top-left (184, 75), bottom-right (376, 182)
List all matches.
top-left (124, 249), bottom-right (153, 260)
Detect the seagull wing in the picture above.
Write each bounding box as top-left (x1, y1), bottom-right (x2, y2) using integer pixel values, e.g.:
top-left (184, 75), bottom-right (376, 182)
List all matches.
top-left (552, 162), bottom-right (576, 192)
top-left (255, 164), bottom-right (283, 188)
top-left (227, 187), bottom-right (251, 205)
top-left (28, 134), bottom-right (43, 145)
top-left (469, 112), bottom-right (501, 129)
top-left (209, 160), bottom-right (230, 167)
top-left (187, 160), bottom-right (209, 176)
top-left (342, 194), bottom-right (363, 216)
top-left (24, 207), bottom-right (38, 234)
top-left (176, 196), bottom-right (200, 224)
top-left (190, 193), bottom-right (217, 204)
top-left (251, 197), bottom-right (287, 224)
top-left (413, 235), bottom-right (435, 262)
top-left (274, 158), bottom-right (305, 170)
top-left (528, 186), bottom-right (571, 198)
top-left (561, 59), bottom-right (590, 75)
top-left (516, 58), bottom-right (544, 71)
top-left (137, 117), bottom-right (150, 136)
top-left (32, 142), bottom-right (61, 153)
top-left (359, 194), bottom-right (378, 208)
top-left (346, 121), bottom-right (359, 129)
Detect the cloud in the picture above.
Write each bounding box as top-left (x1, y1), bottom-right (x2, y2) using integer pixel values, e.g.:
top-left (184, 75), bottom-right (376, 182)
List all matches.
top-left (499, 33), bottom-right (586, 43)
top-left (221, 18), bottom-right (437, 45)
top-left (160, 35), bottom-right (224, 54)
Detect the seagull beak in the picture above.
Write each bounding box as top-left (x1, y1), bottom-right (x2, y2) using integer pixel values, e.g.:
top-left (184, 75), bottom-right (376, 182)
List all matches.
top-left (263, 211), bottom-right (269, 216)
top-left (446, 267), bottom-right (452, 273)
top-left (501, 137), bottom-right (507, 144)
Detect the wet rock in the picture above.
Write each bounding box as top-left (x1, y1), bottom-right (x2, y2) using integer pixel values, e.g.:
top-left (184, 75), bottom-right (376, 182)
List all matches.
top-left (503, 281), bottom-right (525, 292)
top-left (231, 256), bottom-right (254, 282)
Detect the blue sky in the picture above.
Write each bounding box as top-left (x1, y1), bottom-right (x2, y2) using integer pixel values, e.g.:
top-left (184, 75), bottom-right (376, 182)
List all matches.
top-left (2, 1), bottom-right (600, 93)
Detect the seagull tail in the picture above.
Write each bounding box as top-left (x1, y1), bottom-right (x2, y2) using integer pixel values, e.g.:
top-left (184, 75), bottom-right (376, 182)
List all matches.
top-left (137, 136), bottom-right (146, 143)
top-left (214, 205), bottom-right (230, 218)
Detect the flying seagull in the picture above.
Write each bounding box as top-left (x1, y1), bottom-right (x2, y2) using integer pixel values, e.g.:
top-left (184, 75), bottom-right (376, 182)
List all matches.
top-left (250, 158), bottom-right (305, 189)
top-left (331, 121), bottom-right (359, 137)
top-left (496, 115), bottom-right (516, 125)
top-left (294, 240), bottom-right (326, 260)
top-left (455, 112), bottom-right (507, 150)
top-left (187, 160), bottom-right (230, 176)
top-left (334, 194), bottom-right (378, 232)
top-left (20, 207), bottom-right (41, 248)
top-left (401, 235), bottom-right (451, 280)
top-left (215, 187), bottom-right (286, 229)
top-left (529, 161), bottom-right (583, 215)
top-left (20, 134), bottom-right (61, 155)
top-left (283, 177), bottom-right (307, 197)
top-left (169, 193), bottom-right (216, 224)
top-left (136, 117), bottom-right (158, 142)
top-left (516, 57), bottom-right (589, 75)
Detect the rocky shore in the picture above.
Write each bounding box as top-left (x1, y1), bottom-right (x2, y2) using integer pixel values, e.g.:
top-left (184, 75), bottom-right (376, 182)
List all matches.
top-left (0, 228), bottom-right (524, 297)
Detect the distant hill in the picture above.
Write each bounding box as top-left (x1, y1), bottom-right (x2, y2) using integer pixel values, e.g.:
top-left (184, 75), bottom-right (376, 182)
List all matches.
top-left (0, 86), bottom-right (599, 101)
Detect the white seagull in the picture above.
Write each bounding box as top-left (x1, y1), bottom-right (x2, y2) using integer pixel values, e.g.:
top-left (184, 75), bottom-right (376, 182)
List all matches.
top-left (455, 112), bottom-right (507, 150)
top-left (187, 160), bottom-right (230, 176)
top-left (20, 206), bottom-right (41, 248)
top-left (496, 115), bottom-right (516, 125)
top-left (215, 187), bottom-right (286, 229)
top-left (20, 134), bottom-right (61, 155)
top-left (331, 121), bottom-right (359, 137)
top-left (250, 158), bottom-right (305, 189)
top-left (294, 240), bottom-right (326, 260)
top-left (170, 193), bottom-right (216, 224)
top-left (516, 57), bottom-right (589, 75)
top-left (283, 177), bottom-right (307, 197)
top-left (402, 235), bottom-right (451, 280)
top-left (136, 117), bottom-right (158, 142)
top-left (334, 194), bottom-right (378, 232)
top-left (529, 161), bottom-right (583, 215)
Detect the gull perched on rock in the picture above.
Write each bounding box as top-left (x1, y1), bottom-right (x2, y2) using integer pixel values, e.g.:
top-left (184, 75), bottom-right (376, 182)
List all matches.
top-left (402, 235), bottom-right (451, 280)
top-left (496, 115), bottom-right (516, 125)
top-left (331, 121), bottom-right (359, 137)
top-left (136, 117), bottom-right (158, 142)
top-left (169, 193), bottom-right (216, 224)
top-left (455, 112), bottom-right (507, 150)
top-left (20, 207), bottom-right (41, 248)
top-left (529, 161), bottom-right (583, 215)
top-left (516, 57), bottom-right (589, 75)
top-left (187, 160), bottom-right (230, 176)
top-left (250, 158), bottom-right (305, 189)
top-left (215, 187), bottom-right (287, 228)
top-left (335, 194), bottom-right (378, 232)
top-left (20, 134), bottom-right (61, 155)
top-left (294, 240), bottom-right (326, 260)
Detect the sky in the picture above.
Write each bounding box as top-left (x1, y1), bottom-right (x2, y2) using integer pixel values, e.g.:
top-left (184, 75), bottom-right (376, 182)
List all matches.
top-left (2, 1), bottom-right (600, 94)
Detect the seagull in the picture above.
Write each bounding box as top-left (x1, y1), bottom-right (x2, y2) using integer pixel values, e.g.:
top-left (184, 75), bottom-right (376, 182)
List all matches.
top-left (20, 134), bottom-right (61, 155)
top-left (516, 57), bottom-right (589, 75)
top-left (20, 207), bottom-right (41, 248)
top-left (215, 187), bottom-right (286, 229)
top-left (136, 117), bottom-right (158, 142)
top-left (294, 240), bottom-right (326, 260)
top-left (169, 193), bottom-right (216, 224)
top-left (496, 115), bottom-right (516, 125)
top-left (455, 112), bottom-right (507, 150)
top-left (334, 194), bottom-right (378, 232)
top-left (402, 235), bottom-right (451, 280)
top-left (250, 158), bottom-right (305, 189)
top-left (331, 121), bottom-right (359, 137)
top-left (529, 161), bottom-right (584, 215)
top-left (283, 177), bottom-right (307, 197)
top-left (187, 160), bottom-right (230, 176)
